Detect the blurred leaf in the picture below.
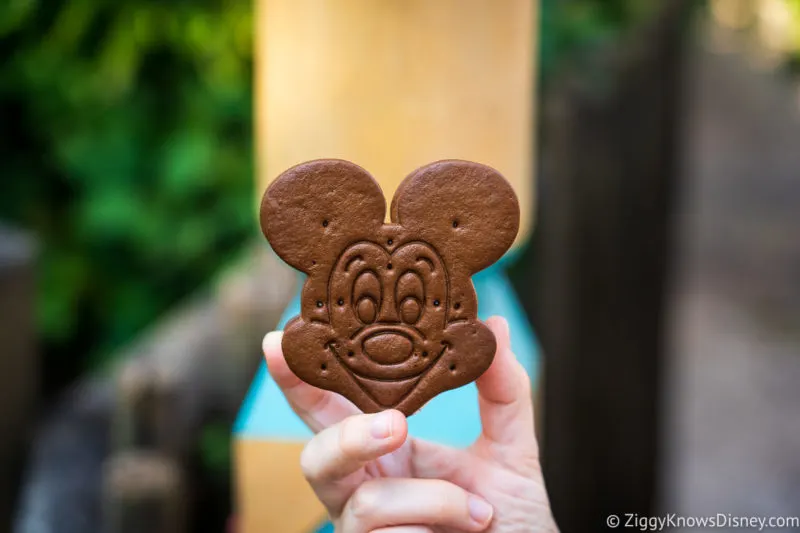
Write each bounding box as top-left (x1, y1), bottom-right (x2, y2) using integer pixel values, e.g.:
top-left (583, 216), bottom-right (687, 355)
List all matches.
top-left (540, 0), bottom-right (661, 81)
top-left (79, 189), bottom-right (143, 242)
top-left (0, 0), bottom-right (36, 37)
top-left (161, 129), bottom-right (215, 196)
top-left (38, 251), bottom-right (87, 341)
top-left (0, 0), bottom-right (255, 390)
top-left (199, 422), bottom-right (232, 475)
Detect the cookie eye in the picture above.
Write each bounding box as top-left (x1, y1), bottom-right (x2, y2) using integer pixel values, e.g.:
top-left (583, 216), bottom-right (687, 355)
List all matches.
top-left (356, 297), bottom-right (377, 324)
top-left (395, 271), bottom-right (424, 321)
top-left (353, 270), bottom-right (381, 324)
top-left (400, 297), bottom-right (421, 324)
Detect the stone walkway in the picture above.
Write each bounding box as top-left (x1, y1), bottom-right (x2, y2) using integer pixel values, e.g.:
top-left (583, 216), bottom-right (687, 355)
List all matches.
top-left (661, 21), bottom-right (800, 528)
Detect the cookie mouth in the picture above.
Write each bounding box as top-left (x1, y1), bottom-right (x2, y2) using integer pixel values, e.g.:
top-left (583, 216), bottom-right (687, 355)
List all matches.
top-left (327, 342), bottom-right (450, 408)
top-left (326, 340), bottom-right (448, 381)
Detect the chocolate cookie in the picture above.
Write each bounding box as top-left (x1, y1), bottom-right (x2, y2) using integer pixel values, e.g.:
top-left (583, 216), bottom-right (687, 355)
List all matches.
top-left (260, 159), bottom-right (520, 416)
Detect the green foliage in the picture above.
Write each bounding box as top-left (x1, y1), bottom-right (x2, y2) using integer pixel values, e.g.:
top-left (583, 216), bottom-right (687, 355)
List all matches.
top-left (199, 420), bottom-right (232, 476)
top-left (540, 0), bottom-right (659, 80)
top-left (779, 0), bottom-right (800, 71)
top-left (0, 0), bottom-right (254, 389)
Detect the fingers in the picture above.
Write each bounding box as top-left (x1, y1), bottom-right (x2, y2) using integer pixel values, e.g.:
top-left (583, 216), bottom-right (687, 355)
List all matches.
top-left (302, 410), bottom-right (407, 483)
top-left (339, 479), bottom-right (493, 533)
top-left (475, 317), bottom-right (538, 458)
top-left (301, 410), bottom-right (407, 515)
top-left (409, 438), bottom-right (474, 487)
top-left (263, 331), bottom-right (359, 432)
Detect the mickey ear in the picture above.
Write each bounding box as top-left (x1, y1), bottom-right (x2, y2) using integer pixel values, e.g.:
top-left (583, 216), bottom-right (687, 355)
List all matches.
top-left (261, 159), bottom-right (386, 273)
top-left (391, 160), bottom-right (519, 275)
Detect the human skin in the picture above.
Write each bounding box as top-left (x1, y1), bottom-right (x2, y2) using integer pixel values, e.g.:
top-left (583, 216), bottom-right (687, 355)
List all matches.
top-left (263, 316), bottom-right (560, 533)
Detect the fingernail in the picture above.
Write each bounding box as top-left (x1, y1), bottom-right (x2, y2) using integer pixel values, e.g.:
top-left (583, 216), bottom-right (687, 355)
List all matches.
top-left (263, 331), bottom-right (282, 354)
top-left (370, 411), bottom-right (393, 440)
top-left (468, 496), bottom-right (493, 524)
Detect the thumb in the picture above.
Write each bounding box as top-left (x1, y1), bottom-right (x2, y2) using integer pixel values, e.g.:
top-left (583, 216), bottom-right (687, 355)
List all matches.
top-left (475, 316), bottom-right (539, 466)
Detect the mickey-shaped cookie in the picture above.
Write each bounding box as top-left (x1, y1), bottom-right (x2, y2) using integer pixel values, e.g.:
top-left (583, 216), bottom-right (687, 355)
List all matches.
top-left (260, 159), bottom-right (520, 416)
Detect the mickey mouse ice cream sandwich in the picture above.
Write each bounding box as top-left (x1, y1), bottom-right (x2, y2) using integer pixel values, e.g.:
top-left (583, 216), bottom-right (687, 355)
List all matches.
top-left (260, 159), bottom-right (519, 416)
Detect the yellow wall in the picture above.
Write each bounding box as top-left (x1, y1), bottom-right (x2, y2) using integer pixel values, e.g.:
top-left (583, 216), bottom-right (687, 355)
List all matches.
top-left (236, 439), bottom-right (327, 533)
top-left (256, 0), bottom-right (538, 243)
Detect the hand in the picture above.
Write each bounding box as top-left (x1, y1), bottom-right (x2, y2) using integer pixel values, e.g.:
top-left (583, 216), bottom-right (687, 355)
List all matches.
top-left (263, 316), bottom-right (559, 533)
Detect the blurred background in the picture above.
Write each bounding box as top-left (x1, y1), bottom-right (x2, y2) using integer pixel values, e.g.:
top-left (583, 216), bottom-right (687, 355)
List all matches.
top-left (0, 0), bottom-right (799, 532)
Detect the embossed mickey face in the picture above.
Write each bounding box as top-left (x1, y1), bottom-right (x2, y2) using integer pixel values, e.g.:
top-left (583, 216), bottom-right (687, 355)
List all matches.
top-left (261, 159), bottom-right (519, 415)
top-left (325, 241), bottom-right (450, 406)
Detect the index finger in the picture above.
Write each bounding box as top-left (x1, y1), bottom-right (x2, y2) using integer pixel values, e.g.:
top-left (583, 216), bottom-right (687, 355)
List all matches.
top-left (263, 331), bottom-right (359, 433)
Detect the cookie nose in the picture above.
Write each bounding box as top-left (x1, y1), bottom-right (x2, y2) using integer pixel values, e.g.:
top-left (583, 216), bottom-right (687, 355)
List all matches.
top-left (363, 333), bottom-right (413, 365)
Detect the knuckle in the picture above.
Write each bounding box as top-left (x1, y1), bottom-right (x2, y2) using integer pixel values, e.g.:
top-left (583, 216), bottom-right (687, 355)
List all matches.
top-left (370, 529), bottom-right (432, 533)
top-left (299, 442), bottom-right (319, 481)
top-left (435, 486), bottom-right (461, 517)
top-left (516, 363), bottom-right (533, 396)
top-left (348, 482), bottom-right (381, 520)
top-left (432, 498), bottom-right (451, 520)
top-left (369, 526), bottom-right (434, 533)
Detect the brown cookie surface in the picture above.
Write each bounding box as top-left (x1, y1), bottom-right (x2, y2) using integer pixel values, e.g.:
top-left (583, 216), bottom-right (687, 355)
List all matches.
top-left (260, 159), bottom-right (520, 416)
